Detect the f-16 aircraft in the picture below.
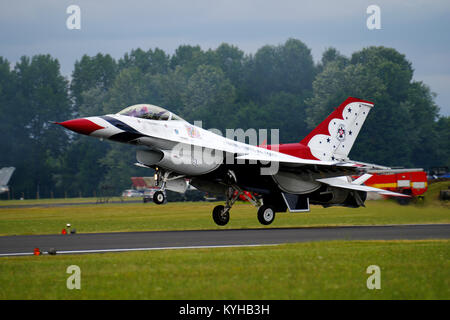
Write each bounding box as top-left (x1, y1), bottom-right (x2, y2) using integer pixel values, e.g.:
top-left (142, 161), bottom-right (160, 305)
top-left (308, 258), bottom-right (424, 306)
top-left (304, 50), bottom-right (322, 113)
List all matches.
top-left (0, 167), bottom-right (15, 194)
top-left (57, 97), bottom-right (405, 226)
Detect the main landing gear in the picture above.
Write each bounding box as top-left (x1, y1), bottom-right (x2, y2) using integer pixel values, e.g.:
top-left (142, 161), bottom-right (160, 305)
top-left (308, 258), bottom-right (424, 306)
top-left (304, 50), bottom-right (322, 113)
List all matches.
top-left (212, 182), bottom-right (276, 227)
top-left (257, 205), bottom-right (276, 225)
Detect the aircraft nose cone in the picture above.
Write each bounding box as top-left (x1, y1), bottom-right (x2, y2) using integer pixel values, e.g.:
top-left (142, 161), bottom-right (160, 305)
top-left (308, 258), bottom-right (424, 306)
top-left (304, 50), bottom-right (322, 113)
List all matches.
top-left (57, 118), bottom-right (104, 135)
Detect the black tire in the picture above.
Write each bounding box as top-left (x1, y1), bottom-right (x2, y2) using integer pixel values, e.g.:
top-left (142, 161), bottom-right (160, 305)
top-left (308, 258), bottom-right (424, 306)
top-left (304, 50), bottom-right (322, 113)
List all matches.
top-left (212, 205), bottom-right (229, 226)
top-left (257, 205), bottom-right (276, 225)
top-left (153, 191), bottom-right (165, 205)
top-left (396, 196), bottom-right (412, 205)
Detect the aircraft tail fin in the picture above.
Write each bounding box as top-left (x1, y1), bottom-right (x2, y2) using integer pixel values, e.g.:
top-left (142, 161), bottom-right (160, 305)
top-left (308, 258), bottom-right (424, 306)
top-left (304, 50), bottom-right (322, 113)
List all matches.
top-left (300, 97), bottom-right (374, 161)
top-left (0, 167), bottom-right (15, 186)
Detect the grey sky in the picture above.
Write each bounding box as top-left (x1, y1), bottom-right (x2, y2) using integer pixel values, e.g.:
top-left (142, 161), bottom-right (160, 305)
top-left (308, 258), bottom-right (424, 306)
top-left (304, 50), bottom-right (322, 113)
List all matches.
top-left (1, 0), bottom-right (449, 115)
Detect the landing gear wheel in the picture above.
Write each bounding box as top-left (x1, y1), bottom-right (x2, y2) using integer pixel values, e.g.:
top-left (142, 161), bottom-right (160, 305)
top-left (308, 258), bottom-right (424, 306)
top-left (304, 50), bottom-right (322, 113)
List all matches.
top-left (396, 195), bottom-right (412, 205)
top-left (257, 205), bottom-right (276, 225)
top-left (212, 205), bottom-right (230, 226)
top-left (153, 191), bottom-right (165, 205)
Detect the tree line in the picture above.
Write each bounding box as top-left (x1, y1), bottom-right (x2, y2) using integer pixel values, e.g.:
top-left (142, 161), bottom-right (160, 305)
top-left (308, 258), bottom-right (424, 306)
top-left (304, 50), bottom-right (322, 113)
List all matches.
top-left (0, 39), bottom-right (448, 199)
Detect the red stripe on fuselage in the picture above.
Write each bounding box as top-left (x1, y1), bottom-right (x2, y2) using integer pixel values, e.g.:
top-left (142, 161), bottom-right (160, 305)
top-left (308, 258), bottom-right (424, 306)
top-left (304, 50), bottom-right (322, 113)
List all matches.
top-left (261, 143), bottom-right (319, 160)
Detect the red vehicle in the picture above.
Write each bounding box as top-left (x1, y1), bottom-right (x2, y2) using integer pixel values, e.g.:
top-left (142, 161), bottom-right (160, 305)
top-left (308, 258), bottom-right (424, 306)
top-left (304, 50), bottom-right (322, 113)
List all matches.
top-left (361, 169), bottom-right (428, 204)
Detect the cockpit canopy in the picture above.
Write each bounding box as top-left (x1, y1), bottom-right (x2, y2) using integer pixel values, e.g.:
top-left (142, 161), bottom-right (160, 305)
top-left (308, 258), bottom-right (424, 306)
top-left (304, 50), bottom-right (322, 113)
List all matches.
top-left (117, 104), bottom-right (184, 121)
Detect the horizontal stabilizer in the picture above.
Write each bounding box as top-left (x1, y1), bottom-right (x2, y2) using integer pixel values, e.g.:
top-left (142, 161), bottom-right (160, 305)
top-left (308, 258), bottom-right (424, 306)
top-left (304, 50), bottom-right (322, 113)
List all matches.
top-left (352, 174), bottom-right (373, 185)
top-left (317, 176), bottom-right (410, 198)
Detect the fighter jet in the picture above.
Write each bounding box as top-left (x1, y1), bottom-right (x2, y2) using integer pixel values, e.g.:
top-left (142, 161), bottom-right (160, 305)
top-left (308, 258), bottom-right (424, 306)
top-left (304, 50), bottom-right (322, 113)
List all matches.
top-left (0, 167), bottom-right (15, 194)
top-left (57, 97), bottom-right (406, 226)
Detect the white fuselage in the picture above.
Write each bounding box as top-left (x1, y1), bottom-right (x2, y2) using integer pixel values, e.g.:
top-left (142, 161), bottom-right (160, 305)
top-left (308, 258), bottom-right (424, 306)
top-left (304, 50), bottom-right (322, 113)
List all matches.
top-left (84, 114), bottom-right (325, 176)
top-left (82, 114), bottom-right (334, 176)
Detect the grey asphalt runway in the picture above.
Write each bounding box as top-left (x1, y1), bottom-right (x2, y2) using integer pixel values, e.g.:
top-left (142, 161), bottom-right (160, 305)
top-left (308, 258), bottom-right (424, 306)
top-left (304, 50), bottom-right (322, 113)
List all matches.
top-left (1, 224), bottom-right (449, 257)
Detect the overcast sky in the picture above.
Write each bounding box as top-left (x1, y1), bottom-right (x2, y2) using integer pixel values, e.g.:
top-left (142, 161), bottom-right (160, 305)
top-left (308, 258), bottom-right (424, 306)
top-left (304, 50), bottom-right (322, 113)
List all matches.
top-left (1, 0), bottom-right (449, 115)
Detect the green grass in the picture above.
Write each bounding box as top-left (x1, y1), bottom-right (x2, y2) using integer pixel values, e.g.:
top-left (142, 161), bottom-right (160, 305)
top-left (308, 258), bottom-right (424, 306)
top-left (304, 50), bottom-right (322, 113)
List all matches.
top-left (0, 196), bottom-right (141, 206)
top-left (0, 199), bottom-right (449, 236)
top-left (0, 181), bottom-right (448, 236)
top-left (1, 183), bottom-right (448, 300)
top-left (423, 180), bottom-right (450, 207)
top-left (0, 240), bottom-right (448, 299)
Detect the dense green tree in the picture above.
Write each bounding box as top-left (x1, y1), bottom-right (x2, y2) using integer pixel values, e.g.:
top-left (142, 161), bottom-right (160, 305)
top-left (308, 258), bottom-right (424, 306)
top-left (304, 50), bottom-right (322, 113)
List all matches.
top-left (401, 81), bottom-right (441, 167)
top-left (233, 92), bottom-right (310, 143)
top-left (0, 58), bottom-right (18, 167)
top-left (306, 46), bottom-right (442, 168)
top-left (98, 143), bottom-right (149, 195)
top-left (103, 67), bottom-right (153, 113)
top-left (52, 136), bottom-right (110, 197)
top-left (210, 43), bottom-right (245, 89)
top-left (119, 48), bottom-right (170, 75)
top-left (11, 55), bottom-right (71, 197)
top-left (182, 65), bottom-right (236, 130)
top-left (170, 45), bottom-right (207, 77)
top-left (144, 66), bottom-right (188, 115)
top-left (0, 40), bottom-right (448, 199)
top-left (434, 116), bottom-right (450, 168)
top-left (71, 53), bottom-right (117, 112)
top-left (245, 38), bottom-right (315, 101)
top-left (316, 47), bottom-right (349, 73)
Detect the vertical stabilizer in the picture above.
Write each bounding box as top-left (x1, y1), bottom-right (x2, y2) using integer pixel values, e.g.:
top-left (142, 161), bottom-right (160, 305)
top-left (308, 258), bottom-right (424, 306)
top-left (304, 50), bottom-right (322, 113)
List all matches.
top-left (300, 97), bottom-right (374, 161)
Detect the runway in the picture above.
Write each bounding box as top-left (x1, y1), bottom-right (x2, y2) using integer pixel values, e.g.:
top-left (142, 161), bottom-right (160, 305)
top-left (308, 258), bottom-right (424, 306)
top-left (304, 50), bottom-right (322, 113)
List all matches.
top-left (1, 224), bottom-right (449, 257)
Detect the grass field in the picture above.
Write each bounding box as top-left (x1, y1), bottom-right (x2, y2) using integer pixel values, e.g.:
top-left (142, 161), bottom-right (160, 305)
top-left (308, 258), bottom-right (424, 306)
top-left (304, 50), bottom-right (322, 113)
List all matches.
top-left (0, 182), bottom-right (448, 300)
top-left (0, 197), bottom-right (449, 236)
top-left (1, 182), bottom-right (448, 236)
top-left (0, 196), bottom-right (139, 206)
top-left (0, 240), bottom-right (448, 299)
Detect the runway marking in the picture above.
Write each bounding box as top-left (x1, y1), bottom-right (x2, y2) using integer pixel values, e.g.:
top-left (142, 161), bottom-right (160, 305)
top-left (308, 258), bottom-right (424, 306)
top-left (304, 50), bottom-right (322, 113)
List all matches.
top-left (0, 243), bottom-right (279, 257)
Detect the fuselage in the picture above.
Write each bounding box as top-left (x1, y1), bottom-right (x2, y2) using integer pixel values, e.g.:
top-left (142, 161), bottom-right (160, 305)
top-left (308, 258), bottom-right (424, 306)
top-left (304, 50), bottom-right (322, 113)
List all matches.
top-left (59, 109), bottom-right (324, 177)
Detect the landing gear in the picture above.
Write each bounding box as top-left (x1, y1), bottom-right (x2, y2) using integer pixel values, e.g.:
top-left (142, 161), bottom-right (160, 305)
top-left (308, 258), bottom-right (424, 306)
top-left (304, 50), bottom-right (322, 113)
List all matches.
top-left (257, 205), bottom-right (276, 225)
top-left (152, 167), bottom-right (184, 205)
top-left (211, 186), bottom-right (240, 226)
top-left (212, 205), bottom-right (230, 226)
top-left (212, 171), bottom-right (276, 226)
top-left (153, 191), bottom-right (166, 204)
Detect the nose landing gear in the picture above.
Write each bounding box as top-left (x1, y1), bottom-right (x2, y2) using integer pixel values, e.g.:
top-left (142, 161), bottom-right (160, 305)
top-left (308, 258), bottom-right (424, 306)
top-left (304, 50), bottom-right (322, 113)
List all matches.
top-left (153, 190), bottom-right (166, 204)
top-left (152, 168), bottom-right (184, 205)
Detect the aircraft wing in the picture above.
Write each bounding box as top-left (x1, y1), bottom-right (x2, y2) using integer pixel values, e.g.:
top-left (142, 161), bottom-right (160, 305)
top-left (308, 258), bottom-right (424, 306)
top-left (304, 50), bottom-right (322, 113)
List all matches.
top-left (237, 151), bottom-right (407, 195)
top-left (235, 152), bottom-right (370, 178)
top-left (235, 153), bottom-right (339, 166)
